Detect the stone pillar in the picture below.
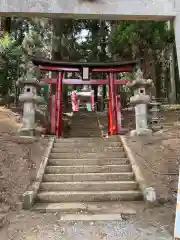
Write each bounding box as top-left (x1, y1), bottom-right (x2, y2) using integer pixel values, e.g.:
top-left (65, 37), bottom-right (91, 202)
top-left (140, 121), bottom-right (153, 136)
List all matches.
top-left (127, 69), bottom-right (152, 136)
top-left (18, 63), bottom-right (43, 136)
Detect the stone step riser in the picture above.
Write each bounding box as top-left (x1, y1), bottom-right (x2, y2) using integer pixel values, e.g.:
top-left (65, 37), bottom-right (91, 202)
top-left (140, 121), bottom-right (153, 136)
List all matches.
top-left (72, 122), bottom-right (98, 124)
top-left (70, 124), bottom-right (99, 127)
top-left (71, 124), bottom-right (98, 126)
top-left (71, 121), bottom-right (98, 124)
top-left (69, 136), bottom-right (101, 138)
top-left (54, 141), bottom-right (119, 145)
top-left (33, 202), bottom-right (141, 214)
top-left (48, 158), bottom-right (129, 166)
top-left (36, 191), bottom-right (142, 203)
top-left (43, 173), bottom-right (134, 182)
top-left (50, 152), bottom-right (126, 159)
top-left (53, 142), bottom-right (122, 148)
top-left (69, 134), bottom-right (100, 136)
top-left (72, 124), bottom-right (98, 126)
top-left (45, 165), bottom-right (131, 174)
top-left (70, 130), bottom-right (99, 132)
top-left (71, 123), bottom-right (98, 125)
top-left (55, 137), bottom-right (118, 143)
top-left (70, 129), bottom-right (99, 131)
top-left (73, 115), bottom-right (97, 117)
top-left (73, 116), bottom-right (97, 117)
top-left (51, 147), bottom-right (124, 153)
top-left (40, 181), bottom-right (138, 191)
top-left (72, 121), bottom-right (97, 123)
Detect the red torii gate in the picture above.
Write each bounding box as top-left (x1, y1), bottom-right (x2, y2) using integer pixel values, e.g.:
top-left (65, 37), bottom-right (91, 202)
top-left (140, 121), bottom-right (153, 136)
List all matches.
top-left (33, 59), bottom-right (140, 137)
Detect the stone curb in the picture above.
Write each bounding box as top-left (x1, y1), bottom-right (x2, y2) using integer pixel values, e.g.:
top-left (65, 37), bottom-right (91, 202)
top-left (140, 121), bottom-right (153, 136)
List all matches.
top-left (22, 137), bottom-right (55, 210)
top-left (120, 135), bottom-right (157, 204)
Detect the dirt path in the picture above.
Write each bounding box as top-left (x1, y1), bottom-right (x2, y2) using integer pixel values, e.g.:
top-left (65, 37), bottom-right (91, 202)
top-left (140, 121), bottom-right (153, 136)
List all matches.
top-left (126, 125), bottom-right (180, 203)
top-left (0, 107), bottom-right (48, 225)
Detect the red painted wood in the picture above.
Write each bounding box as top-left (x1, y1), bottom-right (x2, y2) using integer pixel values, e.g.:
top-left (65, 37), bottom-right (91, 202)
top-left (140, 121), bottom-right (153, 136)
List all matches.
top-left (44, 78), bottom-right (129, 85)
top-left (108, 73), bottom-right (112, 135)
top-left (40, 66), bottom-right (79, 72)
top-left (116, 95), bottom-right (121, 134)
top-left (56, 72), bottom-right (63, 137)
top-left (91, 66), bottom-right (132, 72)
top-left (110, 72), bottom-right (117, 135)
top-left (40, 65), bottom-right (132, 73)
top-left (50, 95), bottom-right (56, 134)
top-left (112, 73), bottom-right (118, 135)
top-left (55, 74), bottom-right (59, 137)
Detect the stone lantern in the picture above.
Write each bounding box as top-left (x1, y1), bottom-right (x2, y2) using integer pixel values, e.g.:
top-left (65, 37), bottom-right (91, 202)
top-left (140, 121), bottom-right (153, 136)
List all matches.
top-left (127, 68), bottom-right (153, 136)
top-left (18, 62), bottom-right (43, 136)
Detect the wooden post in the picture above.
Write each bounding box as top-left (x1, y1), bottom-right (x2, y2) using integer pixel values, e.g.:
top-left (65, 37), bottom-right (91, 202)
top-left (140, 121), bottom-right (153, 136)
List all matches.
top-left (56, 71), bottom-right (63, 137)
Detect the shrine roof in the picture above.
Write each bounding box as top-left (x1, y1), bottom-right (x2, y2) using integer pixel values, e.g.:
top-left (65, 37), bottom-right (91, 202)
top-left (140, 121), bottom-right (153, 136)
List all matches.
top-left (32, 58), bottom-right (142, 69)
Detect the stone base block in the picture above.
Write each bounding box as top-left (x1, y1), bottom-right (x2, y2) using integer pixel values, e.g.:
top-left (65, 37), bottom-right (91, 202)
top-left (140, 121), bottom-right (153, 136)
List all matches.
top-left (18, 128), bottom-right (41, 137)
top-left (151, 125), bottom-right (163, 132)
top-left (22, 191), bottom-right (35, 210)
top-left (118, 128), bottom-right (129, 135)
top-left (130, 128), bottom-right (152, 137)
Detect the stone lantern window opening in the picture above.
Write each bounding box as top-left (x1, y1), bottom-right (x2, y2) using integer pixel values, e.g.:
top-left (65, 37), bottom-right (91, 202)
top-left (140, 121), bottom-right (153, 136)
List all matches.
top-left (139, 88), bottom-right (145, 95)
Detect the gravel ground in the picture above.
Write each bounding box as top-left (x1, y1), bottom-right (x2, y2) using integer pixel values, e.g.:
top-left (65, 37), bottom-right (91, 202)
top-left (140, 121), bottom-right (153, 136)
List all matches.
top-left (0, 208), bottom-right (172, 240)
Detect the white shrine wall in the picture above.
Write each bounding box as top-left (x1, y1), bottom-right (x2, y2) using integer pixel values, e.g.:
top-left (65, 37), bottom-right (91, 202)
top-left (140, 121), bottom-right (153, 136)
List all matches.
top-left (0, 0), bottom-right (176, 20)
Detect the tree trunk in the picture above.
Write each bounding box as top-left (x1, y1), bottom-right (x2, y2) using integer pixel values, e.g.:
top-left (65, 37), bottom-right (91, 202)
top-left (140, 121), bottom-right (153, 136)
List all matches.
top-left (169, 45), bottom-right (176, 103)
top-left (155, 61), bottom-right (161, 98)
top-left (0, 17), bottom-right (11, 34)
top-left (167, 21), bottom-right (176, 103)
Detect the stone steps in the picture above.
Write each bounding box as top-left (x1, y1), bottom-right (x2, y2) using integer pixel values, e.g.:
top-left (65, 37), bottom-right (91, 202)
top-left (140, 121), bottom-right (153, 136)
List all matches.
top-left (36, 190), bottom-right (142, 203)
top-left (54, 136), bottom-right (118, 143)
top-left (33, 112), bottom-right (142, 212)
top-left (48, 158), bottom-right (129, 166)
top-left (43, 172), bottom-right (134, 182)
top-left (70, 125), bottom-right (98, 128)
top-left (53, 142), bottom-right (122, 148)
top-left (45, 165), bottom-right (132, 174)
top-left (69, 134), bottom-right (101, 137)
top-left (51, 146), bottom-right (124, 153)
top-left (50, 152), bottom-right (126, 159)
top-left (69, 111), bottom-right (101, 137)
top-left (33, 201), bottom-right (144, 214)
top-left (40, 181), bottom-right (138, 191)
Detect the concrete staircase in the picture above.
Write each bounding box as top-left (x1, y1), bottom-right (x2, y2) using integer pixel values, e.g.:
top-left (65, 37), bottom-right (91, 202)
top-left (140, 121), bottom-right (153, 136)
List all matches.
top-left (33, 136), bottom-right (142, 212)
top-left (69, 111), bottom-right (101, 137)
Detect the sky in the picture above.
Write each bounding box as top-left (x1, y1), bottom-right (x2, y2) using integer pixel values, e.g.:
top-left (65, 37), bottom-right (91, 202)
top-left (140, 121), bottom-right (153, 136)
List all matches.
top-left (77, 29), bottom-right (89, 43)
